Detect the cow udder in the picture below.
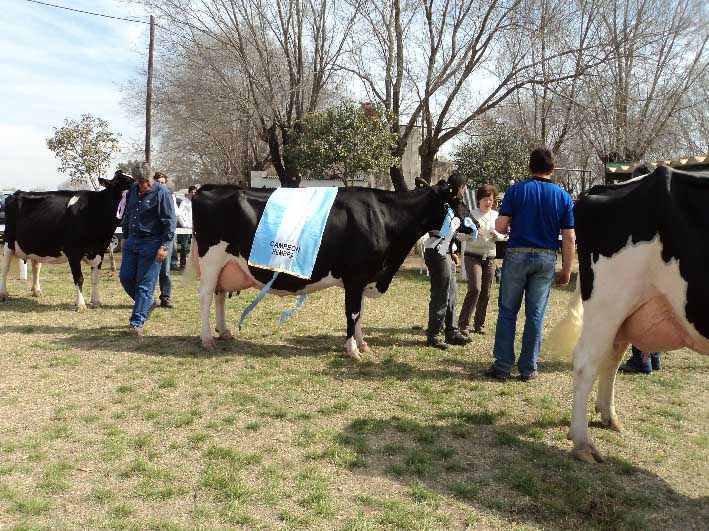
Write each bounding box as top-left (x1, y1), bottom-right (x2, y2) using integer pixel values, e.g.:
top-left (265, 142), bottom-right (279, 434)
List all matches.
top-left (217, 261), bottom-right (255, 292)
top-left (617, 296), bottom-right (691, 353)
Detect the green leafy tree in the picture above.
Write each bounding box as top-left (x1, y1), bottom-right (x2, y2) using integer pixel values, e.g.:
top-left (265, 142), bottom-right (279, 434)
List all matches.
top-left (46, 114), bottom-right (121, 190)
top-left (453, 123), bottom-right (530, 192)
top-left (286, 101), bottom-right (399, 186)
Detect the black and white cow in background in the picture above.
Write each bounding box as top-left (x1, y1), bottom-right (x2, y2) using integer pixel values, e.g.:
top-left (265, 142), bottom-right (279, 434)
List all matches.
top-left (190, 181), bottom-right (470, 359)
top-left (0, 171), bottom-right (135, 309)
top-left (547, 165), bottom-right (709, 463)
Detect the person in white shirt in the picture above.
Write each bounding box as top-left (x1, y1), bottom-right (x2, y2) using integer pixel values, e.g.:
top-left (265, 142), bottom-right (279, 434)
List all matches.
top-left (458, 184), bottom-right (505, 336)
top-left (175, 185), bottom-right (196, 270)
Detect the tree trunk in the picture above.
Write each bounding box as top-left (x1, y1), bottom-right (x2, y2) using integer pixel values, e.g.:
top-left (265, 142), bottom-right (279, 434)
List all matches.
top-left (389, 165), bottom-right (408, 192)
top-left (266, 124), bottom-right (300, 188)
top-left (419, 138), bottom-right (438, 183)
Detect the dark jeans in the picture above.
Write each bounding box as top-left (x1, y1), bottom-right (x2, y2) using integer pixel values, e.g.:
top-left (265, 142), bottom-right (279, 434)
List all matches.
top-left (493, 250), bottom-right (556, 376)
top-left (424, 248), bottom-right (458, 339)
top-left (458, 254), bottom-right (495, 332)
top-left (169, 234), bottom-right (178, 269)
top-left (176, 233), bottom-right (192, 268)
top-left (119, 236), bottom-right (162, 328)
top-left (158, 240), bottom-right (173, 302)
top-left (629, 346), bottom-right (661, 372)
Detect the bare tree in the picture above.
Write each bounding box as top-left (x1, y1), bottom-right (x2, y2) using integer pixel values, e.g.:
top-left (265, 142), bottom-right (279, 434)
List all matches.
top-left (411, 0), bottom-right (610, 181)
top-left (577, 0), bottom-right (708, 164)
top-left (141, 0), bottom-right (360, 187)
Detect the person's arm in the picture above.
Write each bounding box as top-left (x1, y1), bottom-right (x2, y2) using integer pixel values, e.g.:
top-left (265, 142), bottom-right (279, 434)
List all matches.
top-left (176, 201), bottom-right (187, 228)
top-left (156, 188), bottom-right (176, 261)
top-left (495, 215), bottom-right (511, 234)
top-left (556, 228), bottom-right (576, 286)
top-left (120, 188), bottom-right (132, 250)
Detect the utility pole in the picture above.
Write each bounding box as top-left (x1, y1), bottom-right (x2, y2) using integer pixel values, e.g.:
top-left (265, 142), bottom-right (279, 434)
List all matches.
top-left (145, 15), bottom-right (155, 166)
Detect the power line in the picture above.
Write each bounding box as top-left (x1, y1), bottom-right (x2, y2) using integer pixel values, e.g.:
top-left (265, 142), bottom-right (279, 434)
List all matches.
top-left (26, 0), bottom-right (150, 25)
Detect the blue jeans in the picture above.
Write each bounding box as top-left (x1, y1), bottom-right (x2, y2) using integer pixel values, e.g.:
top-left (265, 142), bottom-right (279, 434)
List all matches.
top-left (120, 236), bottom-right (163, 328)
top-left (493, 251), bottom-right (556, 375)
top-left (629, 346), bottom-right (661, 372)
top-left (158, 240), bottom-right (173, 301)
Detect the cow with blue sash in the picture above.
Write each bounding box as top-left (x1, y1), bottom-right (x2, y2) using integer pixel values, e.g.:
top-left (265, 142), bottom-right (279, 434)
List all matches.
top-left (190, 180), bottom-right (472, 359)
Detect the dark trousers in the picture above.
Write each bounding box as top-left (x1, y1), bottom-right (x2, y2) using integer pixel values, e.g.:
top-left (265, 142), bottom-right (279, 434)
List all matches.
top-left (424, 248), bottom-right (458, 339)
top-left (158, 241), bottom-right (173, 302)
top-left (176, 233), bottom-right (191, 268)
top-left (458, 254), bottom-right (495, 332)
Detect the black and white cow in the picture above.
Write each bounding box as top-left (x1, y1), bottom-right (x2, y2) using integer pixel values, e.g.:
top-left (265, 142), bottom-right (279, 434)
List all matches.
top-left (547, 165), bottom-right (709, 463)
top-left (190, 181), bottom-right (469, 358)
top-left (0, 171), bottom-right (135, 309)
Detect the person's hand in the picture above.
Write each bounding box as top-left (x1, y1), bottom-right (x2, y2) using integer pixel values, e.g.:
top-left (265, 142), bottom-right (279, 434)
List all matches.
top-left (156, 247), bottom-right (168, 262)
top-left (556, 270), bottom-right (571, 287)
top-left (120, 239), bottom-right (126, 251)
top-left (477, 228), bottom-right (485, 239)
top-left (451, 253), bottom-right (460, 266)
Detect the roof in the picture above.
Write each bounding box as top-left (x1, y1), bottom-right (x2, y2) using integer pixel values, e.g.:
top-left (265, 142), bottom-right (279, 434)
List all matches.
top-left (606, 155), bottom-right (709, 176)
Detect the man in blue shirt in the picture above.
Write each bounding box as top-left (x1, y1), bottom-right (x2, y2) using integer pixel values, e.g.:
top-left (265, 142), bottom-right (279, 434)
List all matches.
top-left (119, 170), bottom-right (176, 335)
top-left (486, 147), bottom-right (576, 381)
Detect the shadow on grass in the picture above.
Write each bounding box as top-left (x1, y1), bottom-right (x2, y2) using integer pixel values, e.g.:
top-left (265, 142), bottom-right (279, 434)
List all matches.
top-left (332, 416), bottom-right (709, 531)
top-left (0, 324), bottom-right (334, 360)
top-left (0, 298), bottom-right (133, 313)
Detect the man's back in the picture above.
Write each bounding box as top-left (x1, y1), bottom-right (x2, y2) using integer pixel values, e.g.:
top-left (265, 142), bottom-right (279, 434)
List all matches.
top-left (499, 177), bottom-right (574, 250)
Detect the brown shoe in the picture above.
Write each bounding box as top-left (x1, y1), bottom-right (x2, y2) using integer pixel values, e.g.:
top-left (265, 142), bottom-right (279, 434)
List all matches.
top-left (473, 326), bottom-right (486, 335)
top-left (128, 325), bottom-right (143, 337)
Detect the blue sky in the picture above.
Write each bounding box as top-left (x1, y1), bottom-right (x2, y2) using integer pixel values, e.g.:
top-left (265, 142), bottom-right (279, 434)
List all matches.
top-left (0, 0), bottom-right (150, 190)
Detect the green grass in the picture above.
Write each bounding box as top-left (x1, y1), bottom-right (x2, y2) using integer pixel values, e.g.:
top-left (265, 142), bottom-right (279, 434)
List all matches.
top-left (0, 262), bottom-right (706, 530)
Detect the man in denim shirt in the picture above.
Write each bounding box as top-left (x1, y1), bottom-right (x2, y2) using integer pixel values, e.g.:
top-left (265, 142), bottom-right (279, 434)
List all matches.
top-left (119, 170), bottom-right (176, 335)
top-left (486, 147), bottom-right (576, 381)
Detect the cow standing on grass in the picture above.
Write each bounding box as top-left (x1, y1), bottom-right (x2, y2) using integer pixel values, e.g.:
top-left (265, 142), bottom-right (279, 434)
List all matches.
top-left (0, 171), bottom-right (135, 310)
top-left (190, 181), bottom-right (469, 359)
top-left (547, 166), bottom-right (709, 463)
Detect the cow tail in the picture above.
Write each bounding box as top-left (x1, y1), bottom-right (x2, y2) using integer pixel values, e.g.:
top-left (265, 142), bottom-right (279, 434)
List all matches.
top-left (182, 237), bottom-right (200, 282)
top-left (544, 279), bottom-right (583, 361)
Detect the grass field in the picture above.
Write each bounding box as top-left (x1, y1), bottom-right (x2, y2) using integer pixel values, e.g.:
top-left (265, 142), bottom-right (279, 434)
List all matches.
top-left (0, 259), bottom-right (707, 531)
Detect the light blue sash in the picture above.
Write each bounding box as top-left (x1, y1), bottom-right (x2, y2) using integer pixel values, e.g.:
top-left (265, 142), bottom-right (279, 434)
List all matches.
top-left (240, 187), bottom-right (338, 329)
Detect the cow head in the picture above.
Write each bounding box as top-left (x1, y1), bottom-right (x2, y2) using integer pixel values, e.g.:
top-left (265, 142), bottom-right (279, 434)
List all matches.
top-left (99, 170), bottom-right (135, 192)
top-left (426, 178), bottom-right (472, 231)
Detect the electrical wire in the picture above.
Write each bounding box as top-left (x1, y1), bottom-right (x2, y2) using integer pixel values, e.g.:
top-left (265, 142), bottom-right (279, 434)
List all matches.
top-left (26, 0), bottom-right (150, 25)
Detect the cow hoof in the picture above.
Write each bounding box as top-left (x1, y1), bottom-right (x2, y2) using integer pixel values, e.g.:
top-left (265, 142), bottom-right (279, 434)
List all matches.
top-left (31, 290), bottom-right (42, 298)
top-left (606, 417), bottom-right (623, 432)
top-left (357, 341), bottom-right (369, 353)
top-left (76, 304), bottom-right (87, 312)
top-left (202, 337), bottom-right (217, 351)
top-left (572, 444), bottom-right (604, 464)
top-left (344, 349), bottom-right (363, 362)
top-left (217, 330), bottom-right (234, 340)
top-left (89, 301), bottom-right (102, 309)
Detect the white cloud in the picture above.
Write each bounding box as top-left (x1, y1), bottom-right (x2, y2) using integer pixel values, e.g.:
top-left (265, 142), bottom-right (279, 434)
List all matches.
top-left (0, 0), bottom-right (150, 191)
top-left (0, 124), bottom-right (61, 191)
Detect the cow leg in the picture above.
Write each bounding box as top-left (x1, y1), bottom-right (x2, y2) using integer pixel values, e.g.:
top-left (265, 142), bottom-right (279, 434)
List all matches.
top-left (344, 284), bottom-right (365, 361)
top-left (31, 260), bottom-right (42, 297)
top-left (67, 255), bottom-right (87, 311)
top-left (569, 322), bottom-right (627, 464)
top-left (199, 259), bottom-right (223, 350)
top-left (0, 244), bottom-right (11, 301)
top-left (214, 291), bottom-right (233, 340)
top-left (354, 294), bottom-right (368, 353)
top-left (89, 264), bottom-right (102, 307)
top-left (594, 339), bottom-right (629, 432)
